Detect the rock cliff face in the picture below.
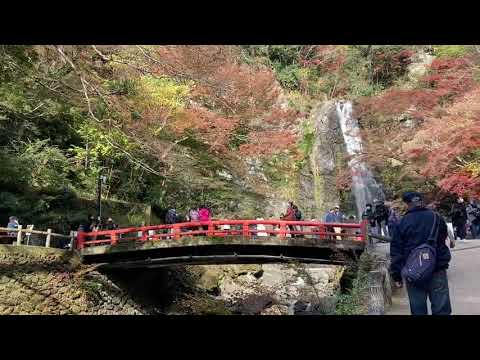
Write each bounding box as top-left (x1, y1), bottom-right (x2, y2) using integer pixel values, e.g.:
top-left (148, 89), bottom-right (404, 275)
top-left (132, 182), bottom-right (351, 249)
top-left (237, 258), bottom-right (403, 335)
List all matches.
top-left (300, 101), bottom-right (347, 219)
top-left (259, 100), bottom-right (349, 220)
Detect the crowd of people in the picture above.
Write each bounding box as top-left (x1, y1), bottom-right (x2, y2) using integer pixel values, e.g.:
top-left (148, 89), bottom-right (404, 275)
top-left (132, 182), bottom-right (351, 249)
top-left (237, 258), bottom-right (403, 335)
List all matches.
top-left (361, 199), bottom-right (399, 238)
top-left (6, 195), bottom-right (480, 246)
top-left (450, 197), bottom-right (480, 240)
top-left (79, 215), bottom-right (119, 232)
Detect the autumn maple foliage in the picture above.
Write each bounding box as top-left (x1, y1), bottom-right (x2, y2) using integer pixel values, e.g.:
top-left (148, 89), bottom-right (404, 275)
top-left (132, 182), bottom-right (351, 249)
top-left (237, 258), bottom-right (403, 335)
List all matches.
top-left (131, 45), bottom-right (302, 157)
top-left (358, 52), bottom-right (480, 199)
top-left (404, 86), bottom-right (480, 197)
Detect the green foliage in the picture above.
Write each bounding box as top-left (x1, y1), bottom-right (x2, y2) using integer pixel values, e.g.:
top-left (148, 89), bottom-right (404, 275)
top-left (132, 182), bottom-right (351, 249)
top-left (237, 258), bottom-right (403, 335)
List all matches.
top-left (105, 78), bottom-right (137, 96)
top-left (460, 149), bottom-right (480, 177)
top-left (433, 45), bottom-right (470, 58)
top-left (298, 119), bottom-right (315, 158)
top-left (71, 123), bottom-right (134, 166)
top-left (18, 140), bottom-right (72, 191)
top-left (335, 271), bottom-right (368, 315)
top-left (241, 45), bottom-right (302, 67)
top-left (242, 46), bottom-right (306, 91)
top-left (228, 124), bottom-right (250, 151)
top-left (267, 45), bottom-right (303, 66)
top-left (286, 91), bottom-right (315, 112)
top-left (273, 63), bottom-right (302, 90)
top-left (343, 45), bottom-right (414, 96)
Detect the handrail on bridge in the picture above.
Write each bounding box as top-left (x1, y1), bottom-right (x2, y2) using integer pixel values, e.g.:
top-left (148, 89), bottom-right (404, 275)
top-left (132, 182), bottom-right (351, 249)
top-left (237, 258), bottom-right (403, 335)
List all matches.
top-left (76, 219), bottom-right (368, 250)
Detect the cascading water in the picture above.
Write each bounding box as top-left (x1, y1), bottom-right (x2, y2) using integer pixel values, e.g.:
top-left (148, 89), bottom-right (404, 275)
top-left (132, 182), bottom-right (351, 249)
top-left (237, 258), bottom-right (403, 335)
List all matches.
top-left (336, 101), bottom-right (385, 218)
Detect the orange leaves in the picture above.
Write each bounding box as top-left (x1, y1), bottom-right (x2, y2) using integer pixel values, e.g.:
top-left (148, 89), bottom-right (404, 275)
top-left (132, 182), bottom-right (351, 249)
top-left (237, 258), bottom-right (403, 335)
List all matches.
top-left (149, 46), bottom-right (279, 119)
top-left (130, 46), bottom-right (302, 157)
top-left (357, 50), bottom-right (480, 198)
top-left (419, 55), bottom-right (476, 103)
top-left (135, 45), bottom-right (299, 155)
top-left (438, 173), bottom-right (480, 197)
top-left (357, 89), bottom-right (438, 119)
top-left (300, 45), bottom-right (346, 73)
top-left (358, 54), bottom-right (478, 121)
top-left (239, 130), bottom-right (298, 157)
top-left (401, 85), bottom-right (480, 196)
top-left (262, 107), bottom-right (302, 127)
top-left (174, 107), bottom-right (239, 153)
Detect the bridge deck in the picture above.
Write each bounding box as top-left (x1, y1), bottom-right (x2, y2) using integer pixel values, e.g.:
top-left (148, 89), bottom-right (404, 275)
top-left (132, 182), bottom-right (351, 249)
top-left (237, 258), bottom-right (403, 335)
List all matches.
top-left (77, 220), bottom-right (367, 267)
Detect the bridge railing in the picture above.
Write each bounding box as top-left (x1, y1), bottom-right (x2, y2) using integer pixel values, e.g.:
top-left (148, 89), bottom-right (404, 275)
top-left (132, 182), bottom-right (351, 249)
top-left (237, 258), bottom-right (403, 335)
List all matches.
top-left (76, 220), bottom-right (368, 250)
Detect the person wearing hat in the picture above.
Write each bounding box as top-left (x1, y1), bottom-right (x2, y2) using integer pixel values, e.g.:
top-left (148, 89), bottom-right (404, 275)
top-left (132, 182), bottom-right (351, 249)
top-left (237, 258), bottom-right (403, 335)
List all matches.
top-left (6, 216), bottom-right (19, 237)
top-left (332, 205), bottom-right (344, 240)
top-left (105, 217), bottom-right (118, 230)
top-left (390, 191), bottom-right (452, 315)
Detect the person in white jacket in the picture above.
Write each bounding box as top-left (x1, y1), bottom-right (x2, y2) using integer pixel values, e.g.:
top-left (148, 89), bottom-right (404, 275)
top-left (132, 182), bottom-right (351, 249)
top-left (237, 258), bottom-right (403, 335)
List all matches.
top-left (256, 218), bottom-right (268, 237)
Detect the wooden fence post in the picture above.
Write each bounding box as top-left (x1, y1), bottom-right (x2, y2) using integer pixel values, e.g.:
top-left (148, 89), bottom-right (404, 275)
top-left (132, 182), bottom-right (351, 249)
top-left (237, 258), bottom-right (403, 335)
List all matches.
top-left (45, 228), bottom-right (52, 248)
top-left (16, 225), bottom-right (23, 246)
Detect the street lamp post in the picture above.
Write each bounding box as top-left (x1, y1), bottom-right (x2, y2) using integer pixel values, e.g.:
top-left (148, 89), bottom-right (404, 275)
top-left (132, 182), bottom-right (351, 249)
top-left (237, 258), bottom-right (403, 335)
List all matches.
top-left (96, 169), bottom-right (107, 222)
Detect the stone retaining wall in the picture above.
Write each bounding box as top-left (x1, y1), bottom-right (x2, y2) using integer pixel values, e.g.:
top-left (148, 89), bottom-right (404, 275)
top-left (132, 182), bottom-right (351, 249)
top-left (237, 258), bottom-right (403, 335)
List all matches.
top-left (0, 245), bottom-right (145, 315)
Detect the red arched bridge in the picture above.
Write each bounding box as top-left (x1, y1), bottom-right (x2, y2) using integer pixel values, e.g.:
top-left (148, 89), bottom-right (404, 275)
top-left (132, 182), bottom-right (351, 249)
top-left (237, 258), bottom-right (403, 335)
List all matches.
top-left (76, 220), bottom-right (369, 269)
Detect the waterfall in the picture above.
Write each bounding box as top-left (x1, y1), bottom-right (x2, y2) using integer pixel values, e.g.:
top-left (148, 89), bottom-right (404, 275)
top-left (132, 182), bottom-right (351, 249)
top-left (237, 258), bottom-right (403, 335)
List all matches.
top-left (336, 101), bottom-right (385, 218)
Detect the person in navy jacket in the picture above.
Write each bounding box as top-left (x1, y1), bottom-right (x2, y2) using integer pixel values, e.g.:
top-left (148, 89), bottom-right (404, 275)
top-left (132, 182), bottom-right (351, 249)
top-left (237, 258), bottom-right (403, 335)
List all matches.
top-left (390, 191), bottom-right (452, 315)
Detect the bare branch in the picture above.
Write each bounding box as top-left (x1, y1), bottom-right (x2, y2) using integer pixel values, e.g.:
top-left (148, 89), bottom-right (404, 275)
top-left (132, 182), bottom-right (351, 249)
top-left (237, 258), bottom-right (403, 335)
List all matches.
top-left (102, 136), bottom-right (162, 176)
top-left (80, 76), bottom-right (102, 122)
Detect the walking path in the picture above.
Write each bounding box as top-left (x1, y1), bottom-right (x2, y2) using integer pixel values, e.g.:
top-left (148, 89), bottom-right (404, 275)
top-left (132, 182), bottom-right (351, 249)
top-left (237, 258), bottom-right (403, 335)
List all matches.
top-left (386, 239), bottom-right (480, 315)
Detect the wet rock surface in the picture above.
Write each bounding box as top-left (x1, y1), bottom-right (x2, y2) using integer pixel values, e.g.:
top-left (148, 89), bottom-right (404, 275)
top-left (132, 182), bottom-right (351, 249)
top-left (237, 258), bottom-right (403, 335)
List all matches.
top-left (194, 263), bottom-right (344, 315)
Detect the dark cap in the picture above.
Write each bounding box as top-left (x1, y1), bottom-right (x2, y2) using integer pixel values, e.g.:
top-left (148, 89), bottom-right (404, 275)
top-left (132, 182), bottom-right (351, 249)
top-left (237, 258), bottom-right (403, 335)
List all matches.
top-left (402, 191), bottom-right (423, 204)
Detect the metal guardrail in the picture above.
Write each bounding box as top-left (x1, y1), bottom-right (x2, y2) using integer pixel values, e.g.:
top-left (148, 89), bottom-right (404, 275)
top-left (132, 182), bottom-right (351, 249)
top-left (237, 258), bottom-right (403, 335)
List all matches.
top-left (368, 233), bottom-right (392, 243)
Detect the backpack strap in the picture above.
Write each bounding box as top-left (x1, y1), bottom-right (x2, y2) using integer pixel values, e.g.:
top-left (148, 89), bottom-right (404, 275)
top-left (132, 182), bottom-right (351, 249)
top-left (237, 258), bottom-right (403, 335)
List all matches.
top-left (426, 212), bottom-right (439, 245)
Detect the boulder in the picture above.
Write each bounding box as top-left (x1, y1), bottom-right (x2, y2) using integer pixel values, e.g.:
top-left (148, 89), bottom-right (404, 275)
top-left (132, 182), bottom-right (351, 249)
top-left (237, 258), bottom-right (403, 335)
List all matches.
top-left (260, 304), bottom-right (289, 315)
top-left (196, 268), bottom-right (221, 293)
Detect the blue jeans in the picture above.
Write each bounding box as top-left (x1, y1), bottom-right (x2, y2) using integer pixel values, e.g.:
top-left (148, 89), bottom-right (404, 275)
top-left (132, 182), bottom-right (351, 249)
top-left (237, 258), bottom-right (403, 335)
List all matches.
top-left (405, 270), bottom-right (452, 315)
top-left (470, 223), bottom-right (480, 239)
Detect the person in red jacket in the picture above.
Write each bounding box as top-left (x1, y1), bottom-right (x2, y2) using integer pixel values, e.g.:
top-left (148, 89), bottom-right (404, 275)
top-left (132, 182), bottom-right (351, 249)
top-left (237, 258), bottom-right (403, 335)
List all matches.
top-left (281, 202), bottom-right (296, 236)
top-left (198, 205), bottom-right (211, 234)
top-left (281, 202), bottom-right (296, 220)
top-left (198, 205), bottom-right (211, 221)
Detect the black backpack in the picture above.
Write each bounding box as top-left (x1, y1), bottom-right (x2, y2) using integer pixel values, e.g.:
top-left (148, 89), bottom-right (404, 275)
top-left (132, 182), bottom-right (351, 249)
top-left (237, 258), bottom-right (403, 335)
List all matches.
top-left (375, 204), bottom-right (388, 220)
top-left (166, 209), bottom-right (177, 224)
top-left (295, 208), bottom-right (302, 221)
